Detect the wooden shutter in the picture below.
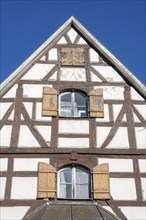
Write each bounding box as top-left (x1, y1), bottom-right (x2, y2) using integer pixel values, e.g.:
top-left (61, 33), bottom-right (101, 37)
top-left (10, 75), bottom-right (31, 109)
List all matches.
top-left (92, 163), bottom-right (110, 199)
top-left (42, 87), bottom-right (58, 116)
top-left (37, 162), bottom-right (56, 198)
top-left (89, 88), bottom-right (104, 117)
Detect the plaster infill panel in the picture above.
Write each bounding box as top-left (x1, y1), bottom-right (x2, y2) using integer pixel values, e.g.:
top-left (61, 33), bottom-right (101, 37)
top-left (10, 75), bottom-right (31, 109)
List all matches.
top-left (0, 177), bottom-right (6, 200)
top-left (0, 207), bottom-right (30, 220)
top-left (120, 207), bottom-right (146, 220)
top-left (67, 28), bottom-right (78, 43)
top-left (35, 126), bottom-right (51, 143)
top-left (131, 88), bottom-right (145, 101)
top-left (0, 125), bottom-right (12, 147)
top-left (89, 49), bottom-right (100, 62)
top-left (3, 84), bottom-right (18, 98)
top-left (58, 138), bottom-right (89, 148)
top-left (11, 177), bottom-right (37, 199)
top-left (0, 103), bottom-right (12, 119)
top-left (0, 158), bottom-right (8, 171)
top-left (59, 120), bottom-right (89, 134)
top-left (93, 66), bottom-right (124, 82)
top-left (23, 84), bottom-right (52, 98)
top-left (94, 86), bottom-right (124, 100)
top-left (96, 127), bottom-right (129, 149)
top-left (113, 104), bottom-right (126, 122)
top-left (110, 178), bottom-right (136, 200)
top-left (98, 158), bottom-right (133, 172)
top-left (23, 102), bottom-right (33, 119)
top-left (13, 158), bottom-right (50, 171)
top-left (141, 178), bottom-right (146, 201)
top-left (21, 64), bottom-right (55, 80)
top-left (48, 48), bottom-right (58, 60)
top-left (18, 125), bottom-right (40, 148)
top-left (133, 104), bottom-right (146, 122)
top-left (135, 127), bottom-right (146, 149)
top-left (138, 159), bottom-right (146, 173)
top-left (60, 68), bottom-right (86, 81)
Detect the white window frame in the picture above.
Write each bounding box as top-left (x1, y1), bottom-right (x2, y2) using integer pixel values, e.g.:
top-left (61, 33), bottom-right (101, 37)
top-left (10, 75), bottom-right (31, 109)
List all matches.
top-left (57, 166), bottom-right (91, 199)
top-left (59, 91), bottom-right (88, 117)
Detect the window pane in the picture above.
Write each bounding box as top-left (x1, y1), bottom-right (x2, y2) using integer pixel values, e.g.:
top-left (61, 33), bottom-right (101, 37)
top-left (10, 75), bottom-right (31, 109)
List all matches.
top-left (60, 93), bottom-right (72, 117)
top-left (76, 168), bottom-right (89, 184)
top-left (74, 92), bottom-right (87, 117)
top-left (59, 168), bottom-right (72, 198)
top-left (76, 184), bottom-right (90, 199)
top-left (76, 168), bottom-right (90, 199)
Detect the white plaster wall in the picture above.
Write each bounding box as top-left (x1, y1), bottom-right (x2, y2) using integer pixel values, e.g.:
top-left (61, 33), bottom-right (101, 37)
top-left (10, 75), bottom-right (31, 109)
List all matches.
top-left (57, 37), bottom-right (67, 44)
top-left (35, 102), bottom-right (52, 121)
top-left (120, 207), bottom-right (146, 220)
top-left (35, 126), bottom-right (51, 142)
top-left (92, 66), bottom-right (124, 82)
top-left (110, 178), bottom-right (136, 200)
top-left (135, 127), bottom-right (146, 149)
top-left (0, 158), bottom-right (8, 171)
top-left (91, 72), bottom-right (102, 82)
top-left (102, 206), bottom-right (118, 218)
top-left (3, 84), bottom-right (17, 98)
top-left (89, 49), bottom-right (99, 62)
top-left (133, 104), bottom-right (146, 122)
top-left (138, 159), bottom-right (146, 173)
top-left (11, 177), bottom-right (37, 199)
top-left (59, 120), bottom-right (89, 134)
top-left (40, 55), bottom-right (45, 61)
top-left (67, 28), bottom-right (78, 43)
top-left (98, 158), bottom-right (133, 172)
top-left (113, 104), bottom-right (126, 121)
top-left (13, 158), bottom-right (50, 171)
top-left (23, 84), bottom-right (51, 98)
top-left (0, 177), bottom-right (6, 200)
top-left (131, 88), bottom-right (145, 101)
top-left (96, 104), bottom-right (109, 122)
top-left (58, 138), bottom-right (89, 148)
top-left (96, 127), bottom-right (129, 148)
top-left (0, 206), bottom-right (30, 220)
top-left (23, 102), bottom-right (33, 119)
top-left (49, 71), bottom-right (57, 80)
top-left (0, 103), bottom-right (12, 119)
top-left (0, 125), bottom-right (12, 147)
top-left (77, 37), bottom-right (87, 44)
top-left (94, 86), bottom-right (124, 100)
top-left (48, 48), bottom-right (57, 60)
top-left (60, 68), bottom-right (86, 81)
top-left (18, 125), bottom-right (40, 148)
top-left (141, 178), bottom-right (146, 200)
top-left (21, 64), bottom-right (54, 80)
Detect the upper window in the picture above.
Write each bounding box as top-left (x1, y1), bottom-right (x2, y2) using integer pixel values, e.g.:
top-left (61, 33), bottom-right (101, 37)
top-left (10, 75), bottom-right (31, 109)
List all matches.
top-left (57, 166), bottom-right (91, 199)
top-left (59, 91), bottom-right (88, 117)
top-left (60, 48), bottom-right (85, 66)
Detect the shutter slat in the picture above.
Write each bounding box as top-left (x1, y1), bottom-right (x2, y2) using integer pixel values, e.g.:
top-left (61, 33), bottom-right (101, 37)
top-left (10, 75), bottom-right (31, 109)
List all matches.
top-left (89, 88), bottom-right (104, 118)
top-left (92, 163), bottom-right (110, 199)
top-left (42, 87), bottom-right (58, 116)
top-left (37, 162), bottom-right (56, 198)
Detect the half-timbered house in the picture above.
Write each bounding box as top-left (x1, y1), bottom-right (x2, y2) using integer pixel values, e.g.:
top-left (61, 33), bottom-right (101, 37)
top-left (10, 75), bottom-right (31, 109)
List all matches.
top-left (0, 16), bottom-right (146, 220)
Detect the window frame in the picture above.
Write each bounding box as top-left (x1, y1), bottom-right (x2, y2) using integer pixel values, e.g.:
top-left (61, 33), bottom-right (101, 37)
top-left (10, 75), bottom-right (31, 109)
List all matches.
top-left (57, 165), bottom-right (91, 200)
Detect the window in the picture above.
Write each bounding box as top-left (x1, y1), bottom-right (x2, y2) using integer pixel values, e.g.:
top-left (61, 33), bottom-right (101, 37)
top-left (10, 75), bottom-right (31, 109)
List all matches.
top-left (59, 91), bottom-right (88, 117)
top-left (58, 166), bottom-right (91, 199)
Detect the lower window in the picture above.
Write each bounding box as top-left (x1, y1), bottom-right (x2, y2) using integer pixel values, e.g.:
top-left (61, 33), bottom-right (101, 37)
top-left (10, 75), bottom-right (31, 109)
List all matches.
top-left (57, 166), bottom-right (91, 199)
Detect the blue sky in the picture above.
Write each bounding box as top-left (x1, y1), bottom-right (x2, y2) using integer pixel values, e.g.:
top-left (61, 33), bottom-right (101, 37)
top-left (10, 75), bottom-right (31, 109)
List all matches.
top-left (1, 0), bottom-right (146, 85)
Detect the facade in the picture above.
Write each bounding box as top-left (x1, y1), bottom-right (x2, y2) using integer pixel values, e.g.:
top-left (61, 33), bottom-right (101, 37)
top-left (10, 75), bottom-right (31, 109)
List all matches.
top-left (0, 16), bottom-right (146, 220)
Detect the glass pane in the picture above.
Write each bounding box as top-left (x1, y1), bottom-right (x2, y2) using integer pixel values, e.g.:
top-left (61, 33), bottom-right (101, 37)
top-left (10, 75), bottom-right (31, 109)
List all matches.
top-left (76, 168), bottom-right (89, 184)
top-left (60, 168), bottom-right (72, 183)
top-left (60, 93), bottom-right (72, 117)
top-left (76, 184), bottom-right (90, 199)
top-left (59, 168), bottom-right (72, 199)
top-left (74, 92), bottom-right (87, 117)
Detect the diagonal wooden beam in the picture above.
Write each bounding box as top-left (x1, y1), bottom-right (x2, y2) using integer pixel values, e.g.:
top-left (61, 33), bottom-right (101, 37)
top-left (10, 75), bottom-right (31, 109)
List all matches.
top-left (91, 66), bottom-right (108, 82)
top-left (42, 64), bottom-right (57, 81)
top-left (132, 105), bottom-right (146, 127)
top-left (100, 105), bottom-right (125, 148)
top-left (0, 103), bottom-right (14, 130)
top-left (21, 103), bottom-right (50, 148)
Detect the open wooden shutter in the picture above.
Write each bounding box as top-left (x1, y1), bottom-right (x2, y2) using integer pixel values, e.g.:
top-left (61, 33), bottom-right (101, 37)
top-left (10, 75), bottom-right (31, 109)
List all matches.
top-left (89, 88), bottom-right (104, 117)
top-left (42, 87), bottom-right (58, 116)
top-left (37, 162), bottom-right (56, 198)
top-left (92, 163), bottom-right (110, 199)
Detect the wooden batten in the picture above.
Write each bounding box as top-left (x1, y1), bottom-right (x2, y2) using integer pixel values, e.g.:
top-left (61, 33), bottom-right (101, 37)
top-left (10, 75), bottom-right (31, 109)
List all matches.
top-left (37, 162), bottom-right (56, 198)
top-left (42, 87), bottom-right (58, 116)
top-left (92, 163), bottom-right (110, 199)
top-left (89, 88), bottom-right (104, 117)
